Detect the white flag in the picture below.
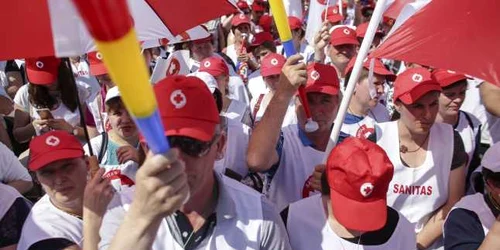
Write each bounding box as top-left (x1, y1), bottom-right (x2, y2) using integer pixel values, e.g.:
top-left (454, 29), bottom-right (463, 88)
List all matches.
top-left (284, 0), bottom-right (303, 19)
top-left (305, 0), bottom-right (336, 45)
top-left (150, 50), bottom-right (190, 84)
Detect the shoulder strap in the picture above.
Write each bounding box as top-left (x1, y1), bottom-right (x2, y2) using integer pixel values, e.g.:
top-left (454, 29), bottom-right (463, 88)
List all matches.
top-left (461, 111), bottom-right (475, 129)
top-left (97, 132), bottom-right (108, 163)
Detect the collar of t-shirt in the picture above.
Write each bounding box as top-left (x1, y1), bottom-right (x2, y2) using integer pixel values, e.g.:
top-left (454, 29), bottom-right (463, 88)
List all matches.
top-left (344, 112), bottom-right (365, 125)
top-left (165, 173), bottom-right (237, 249)
top-left (297, 124), bottom-right (315, 147)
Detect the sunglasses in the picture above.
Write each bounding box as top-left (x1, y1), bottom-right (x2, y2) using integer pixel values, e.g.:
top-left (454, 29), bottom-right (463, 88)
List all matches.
top-left (167, 133), bottom-right (221, 158)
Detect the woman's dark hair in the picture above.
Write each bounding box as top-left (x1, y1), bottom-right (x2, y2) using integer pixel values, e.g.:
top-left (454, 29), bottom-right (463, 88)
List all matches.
top-left (217, 52), bottom-right (237, 73)
top-left (442, 79), bottom-right (468, 91)
top-left (212, 88), bottom-right (223, 114)
top-left (28, 61), bottom-right (78, 112)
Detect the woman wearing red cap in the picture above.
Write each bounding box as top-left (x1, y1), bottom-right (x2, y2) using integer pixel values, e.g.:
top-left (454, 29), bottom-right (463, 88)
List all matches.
top-left (12, 56), bottom-right (90, 144)
top-left (376, 68), bottom-right (467, 249)
top-left (432, 69), bottom-right (481, 180)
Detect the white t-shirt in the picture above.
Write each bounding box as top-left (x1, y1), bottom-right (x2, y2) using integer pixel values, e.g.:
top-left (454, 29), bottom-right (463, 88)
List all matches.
top-left (0, 142), bottom-right (32, 183)
top-left (13, 83), bottom-right (91, 131)
top-left (17, 194), bottom-right (84, 250)
top-left (228, 76), bottom-right (251, 107)
top-left (247, 70), bottom-right (267, 100)
top-left (250, 92), bottom-right (298, 128)
top-left (83, 134), bottom-right (139, 192)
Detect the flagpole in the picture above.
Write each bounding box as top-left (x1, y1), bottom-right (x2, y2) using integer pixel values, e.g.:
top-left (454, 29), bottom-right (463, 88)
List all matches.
top-left (322, 0), bottom-right (388, 162)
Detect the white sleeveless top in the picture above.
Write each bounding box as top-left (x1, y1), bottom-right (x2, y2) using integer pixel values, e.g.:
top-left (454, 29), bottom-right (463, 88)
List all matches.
top-left (267, 125), bottom-right (323, 211)
top-left (116, 175), bottom-right (265, 250)
top-left (17, 195), bottom-right (83, 250)
top-left (215, 100), bottom-right (252, 177)
top-left (341, 103), bottom-right (389, 139)
top-left (455, 111), bottom-right (481, 171)
top-left (287, 194), bottom-right (416, 250)
top-left (446, 193), bottom-right (495, 237)
top-left (377, 121), bottom-right (454, 234)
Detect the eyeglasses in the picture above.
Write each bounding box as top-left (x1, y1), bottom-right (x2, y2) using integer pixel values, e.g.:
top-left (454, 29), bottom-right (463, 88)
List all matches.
top-left (167, 133), bottom-right (221, 158)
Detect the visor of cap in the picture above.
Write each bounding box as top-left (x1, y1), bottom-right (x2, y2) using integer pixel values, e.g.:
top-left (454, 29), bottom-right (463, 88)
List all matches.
top-left (397, 81), bottom-right (442, 105)
top-left (29, 148), bottom-right (83, 171)
top-left (164, 117), bottom-right (217, 142)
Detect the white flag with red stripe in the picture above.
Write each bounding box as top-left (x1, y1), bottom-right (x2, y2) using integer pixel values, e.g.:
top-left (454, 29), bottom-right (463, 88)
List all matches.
top-left (1, 0), bottom-right (237, 60)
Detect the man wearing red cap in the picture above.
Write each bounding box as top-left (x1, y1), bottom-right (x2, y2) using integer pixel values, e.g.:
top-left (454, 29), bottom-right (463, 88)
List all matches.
top-left (251, 0), bottom-right (267, 26)
top-left (250, 53), bottom-right (296, 127)
top-left (100, 76), bottom-right (291, 250)
top-left (284, 137), bottom-right (416, 249)
top-left (314, 25), bottom-right (359, 83)
top-left (377, 68), bottom-right (467, 249)
top-left (356, 22), bottom-right (385, 49)
top-left (433, 69), bottom-right (481, 176)
top-left (340, 57), bottom-right (395, 139)
top-left (321, 6), bottom-right (344, 27)
top-left (17, 130), bottom-right (188, 250)
top-left (248, 57), bottom-right (342, 211)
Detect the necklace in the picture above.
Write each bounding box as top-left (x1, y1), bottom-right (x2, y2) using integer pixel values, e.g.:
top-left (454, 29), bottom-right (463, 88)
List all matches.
top-left (399, 132), bottom-right (430, 153)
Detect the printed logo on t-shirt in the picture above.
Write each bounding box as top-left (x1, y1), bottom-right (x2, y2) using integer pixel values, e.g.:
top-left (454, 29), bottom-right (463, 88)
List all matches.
top-left (103, 170), bottom-right (135, 187)
top-left (393, 184), bottom-right (433, 195)
top-left (356, 124), bottom-right (375, 139)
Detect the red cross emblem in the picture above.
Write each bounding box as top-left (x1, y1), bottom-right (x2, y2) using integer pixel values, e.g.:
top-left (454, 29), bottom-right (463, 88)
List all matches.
top-left (45, 136), bottom-right (60, 147)
top-left (310, 70), bottom-right (320, 81)
top-left (36, 61), bottom-right (44, 69)
top-left (412, 73), bottom-right (423, 83)
top-left (360, 183), bottom-right (374, 197)
top-left (170, 89), bottom-right (187, 109)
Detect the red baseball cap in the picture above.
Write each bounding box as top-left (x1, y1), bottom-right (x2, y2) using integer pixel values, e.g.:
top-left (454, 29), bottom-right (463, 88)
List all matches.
top-left (305, 63), bottom-right (340, 95)
top-left (261, 53), bottom-right (286, 77)
top-left (236, 0), bottom-right (249, 10)
top-left (288, 16), bottom-right (302, 30)
top-left (28, 131), bottom-right (84, 171)
top-left (327, 137), bottom-right (394, 231)
top-left (199, 56), bottom-right (229, 77)
top-left (251, 0), bottom-right (266, 12)
top-left (250, 32), bottom-right (274, 48)
top-left (154, 75), bottom-right (220, 142)
top-left (356, 22), bottom-right (384, 38)
top-left (330, 27), bottom-right (360, 46)
top-left (393, 68), bottom-right (442, 105)
top-left (232, 13), bottom-right (251, 27)
top-left (321, 6), bottom-right (343, 24)
top-left (431, 69), bottom-right (468, 88)
top-left (26, 56), bottom-right (61, 85)
top-left (345, 57), bottom-right (396, 81)
top-left (259, 15), bottom-right (273, 32)
top-left (87, 51), bottom-right (108, 76)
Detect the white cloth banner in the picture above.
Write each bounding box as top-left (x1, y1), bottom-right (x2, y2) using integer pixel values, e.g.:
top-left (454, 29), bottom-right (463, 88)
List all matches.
top-left (150, 50), bottom-right (190, 84)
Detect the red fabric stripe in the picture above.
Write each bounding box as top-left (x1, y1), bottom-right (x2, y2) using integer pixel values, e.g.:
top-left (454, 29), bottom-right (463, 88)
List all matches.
top-left (145, 0), bottom-right (237, 35)
top-left (0, 1), bottom-right (55, 60)
top-left (71, 0), bottom-right (132, 41)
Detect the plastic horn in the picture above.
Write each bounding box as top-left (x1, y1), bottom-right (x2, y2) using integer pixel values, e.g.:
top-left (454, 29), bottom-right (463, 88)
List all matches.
top-left (71, 0), bottom-right (169, 154)
top-left (268, 0), bottom-right (319, 132)
top-left (323, 0), bottom-right (388, 162)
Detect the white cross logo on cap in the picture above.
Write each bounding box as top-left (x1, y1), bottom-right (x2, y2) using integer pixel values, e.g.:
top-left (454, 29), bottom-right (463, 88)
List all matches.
top-left (170, 89), bottom-right (187, 109)
top-left (333, 8), bottom-right (338, 14)
top-left (343, 29), bottom-right (350, 35)
top-left (310, 70), bottom-right (320, 81)
top-left (360, 182), bottom-right (374, 197)
top-left (45, 136), bottom-right (60, 147)
top-left (239, 14), bottom-right (245, 19)
top-left (204, 61), bottom-right (211, 68)
top-left (96, 52), bottom-right (103, 60)
top-left (36, 61), bottom-right (44, 69)
top-left (270, 58), bottom-right (279, 66)
top-left (412, 73), bottom-right (423, 83)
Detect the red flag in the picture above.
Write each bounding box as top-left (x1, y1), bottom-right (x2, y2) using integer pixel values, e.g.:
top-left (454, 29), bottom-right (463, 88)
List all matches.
top-left (372, 0), bottom-right (500, 85)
